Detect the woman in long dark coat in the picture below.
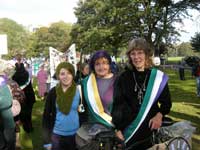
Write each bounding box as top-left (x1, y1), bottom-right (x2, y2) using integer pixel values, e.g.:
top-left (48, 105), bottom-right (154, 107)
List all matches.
top-left (111, 38), bottom-right (172, 150)
top-left (12, 54), bottom-right (35, 133)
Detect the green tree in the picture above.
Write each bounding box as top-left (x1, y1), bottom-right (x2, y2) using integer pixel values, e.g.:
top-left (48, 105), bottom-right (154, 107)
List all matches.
top-left (176, 42), bottom-right (194, 56)
top-left (0, 18), bottom-right (30, 58)
top-left (191, 32), bottom-right (200, 52)
top-left (71, 0), bottom-right (130, 55)
top-left (71, 0), bottom-right (200, 55)
top-left (48, 21), bottom-right (72, 52)
top-left (30, 21), bottom-right (72, 57)
top-left (29, 27), bottom-right (51, 57)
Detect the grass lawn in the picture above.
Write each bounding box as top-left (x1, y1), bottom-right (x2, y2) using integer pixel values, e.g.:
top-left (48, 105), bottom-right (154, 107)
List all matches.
top-left (163, 68), bottom-right (200, 150)
top-left (167, 57), bottom-right (183, 62)
top-left (20, 68), bottom-right (200, 150)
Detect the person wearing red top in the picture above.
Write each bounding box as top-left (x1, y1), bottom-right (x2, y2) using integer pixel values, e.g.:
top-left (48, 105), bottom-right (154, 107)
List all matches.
top-left (194, 60), bottom-right (200, 97)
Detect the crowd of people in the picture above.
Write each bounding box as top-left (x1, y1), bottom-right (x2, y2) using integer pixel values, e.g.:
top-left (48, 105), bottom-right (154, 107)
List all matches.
top-left (2, 37), bottom-right (189, 150)
top-left (0, 54), bottom-right (35, 150)
top-left (41, 38), bottom-right (173, 150)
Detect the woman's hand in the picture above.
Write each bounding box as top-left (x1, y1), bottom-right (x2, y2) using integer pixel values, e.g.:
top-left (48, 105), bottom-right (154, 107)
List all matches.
top-left (149, 112), bottom-right (163, 130)
top-left (115, 130), bottom-right (125, 141)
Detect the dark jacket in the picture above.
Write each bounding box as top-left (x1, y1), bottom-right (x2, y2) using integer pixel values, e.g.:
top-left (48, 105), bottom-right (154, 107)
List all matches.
top-left (111, 67), bottom-right (172, 146)
top-left (42, 87), bottom-right (57, 144)
top-left (12, 62), bottom-right (35, 104)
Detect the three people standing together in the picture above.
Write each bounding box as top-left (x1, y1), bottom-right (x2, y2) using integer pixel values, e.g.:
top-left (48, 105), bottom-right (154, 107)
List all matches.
top-left (42, 38), bottom-right (172, 150)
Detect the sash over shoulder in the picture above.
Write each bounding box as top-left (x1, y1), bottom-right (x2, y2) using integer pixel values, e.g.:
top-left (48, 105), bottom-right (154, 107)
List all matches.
top-left (124, 68), bottom-right (168, 143)
top-left (82, 73), bottom-right (114, 127)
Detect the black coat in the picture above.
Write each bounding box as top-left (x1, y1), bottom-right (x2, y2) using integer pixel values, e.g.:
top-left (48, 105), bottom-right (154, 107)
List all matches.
top-left (42, 87), bottom-right (57, 144)
top-left (111, 67), bottom-right (172, 146)
top-left (12, 63), bottom-right (35, 104)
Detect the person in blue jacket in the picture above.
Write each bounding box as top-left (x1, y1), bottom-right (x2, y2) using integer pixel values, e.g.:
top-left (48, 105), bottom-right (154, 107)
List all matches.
top-left (42, 62), bottom-right (80, 150)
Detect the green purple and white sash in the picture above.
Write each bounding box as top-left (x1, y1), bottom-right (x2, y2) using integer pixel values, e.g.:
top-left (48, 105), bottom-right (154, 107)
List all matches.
top-left (82, 73), bottom-right (114, 127)
top-left (124, 68), bottom-right (168, 143)
top-left (19, 77), bottom-right (31, 90)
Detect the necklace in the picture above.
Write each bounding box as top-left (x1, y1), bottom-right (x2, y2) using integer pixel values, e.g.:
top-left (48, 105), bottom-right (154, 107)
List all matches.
top-left (133, 72), bottom-right (148, 104)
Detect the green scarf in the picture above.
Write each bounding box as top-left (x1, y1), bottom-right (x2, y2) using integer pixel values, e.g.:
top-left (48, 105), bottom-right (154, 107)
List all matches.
top-left (55, 81), bottom-right (76, 115)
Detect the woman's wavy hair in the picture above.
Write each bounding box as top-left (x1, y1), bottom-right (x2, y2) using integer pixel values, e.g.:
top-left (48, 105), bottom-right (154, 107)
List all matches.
top-left (126, 38), bottom-right (153, 69)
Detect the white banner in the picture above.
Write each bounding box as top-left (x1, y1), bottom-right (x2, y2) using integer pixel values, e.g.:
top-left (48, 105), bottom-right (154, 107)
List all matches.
top-left (49, 47), bottom-right (65, 88)
top-left (49, 47), bottom-right (65, 77)
top-left (49, 45), bottom-right (77, 88)
top-left (0, 34), bottom-right (8, 55)
top-left (66, 44), bottom-right (77, 72)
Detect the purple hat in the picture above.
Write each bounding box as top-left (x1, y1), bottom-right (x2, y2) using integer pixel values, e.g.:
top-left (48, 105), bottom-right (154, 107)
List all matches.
top-left (89, 50), bottom-right (112, 72)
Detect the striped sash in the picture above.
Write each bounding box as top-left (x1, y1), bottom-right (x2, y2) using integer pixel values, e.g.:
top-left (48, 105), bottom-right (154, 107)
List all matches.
top-left (82, 73), bottom-right (114, 127)
top-left (124, 68), bottom-right (168, 143)
top-left (19, 77), bottom-right (31, 90)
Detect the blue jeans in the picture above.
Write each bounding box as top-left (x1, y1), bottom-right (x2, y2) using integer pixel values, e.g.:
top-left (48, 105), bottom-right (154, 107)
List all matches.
top-left (196, 77), bottom-right (200, 96)
top-left (51, 133), bottom-right (76, 150)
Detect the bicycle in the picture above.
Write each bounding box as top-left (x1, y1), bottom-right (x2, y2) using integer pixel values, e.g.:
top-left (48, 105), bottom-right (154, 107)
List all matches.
top-left (151, 117), bottom-right (191, 150)
top-left (95, 117), bottom-right (191, 150)
top-left (78, 117), bottom-right (192, 150)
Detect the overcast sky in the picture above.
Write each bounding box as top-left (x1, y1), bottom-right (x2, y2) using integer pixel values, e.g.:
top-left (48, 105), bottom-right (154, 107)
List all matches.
top-left (0, 0), bottom-right (78, 26)
top-left (0, 0), bottom-right (199, 42)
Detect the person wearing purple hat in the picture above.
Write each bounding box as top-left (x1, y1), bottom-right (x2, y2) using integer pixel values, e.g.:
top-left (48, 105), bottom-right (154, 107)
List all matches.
top-left (76, 50), bottom-right (117, 149)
